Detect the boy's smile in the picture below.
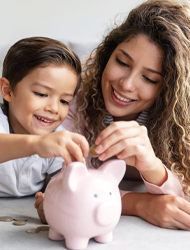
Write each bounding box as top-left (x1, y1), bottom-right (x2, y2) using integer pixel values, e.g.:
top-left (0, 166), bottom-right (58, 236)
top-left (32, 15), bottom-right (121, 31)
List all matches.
top-left (7, 65), bottom-right (77, 135)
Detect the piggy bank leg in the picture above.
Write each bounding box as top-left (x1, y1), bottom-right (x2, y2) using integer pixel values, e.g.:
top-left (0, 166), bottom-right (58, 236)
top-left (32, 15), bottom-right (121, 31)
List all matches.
top-left (48, 227), bottom-right (65, 241)
top-left (94, 231), bottom-right (113, 243)
top-left (65, 236), bottom-right (89, 250)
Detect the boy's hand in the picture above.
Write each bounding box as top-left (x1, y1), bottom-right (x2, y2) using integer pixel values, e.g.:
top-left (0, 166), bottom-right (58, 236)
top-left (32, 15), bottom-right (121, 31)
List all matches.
top-left (33, 131), bottom-right (89, 166)
top-left (34, 192), bottom-right (47, 224)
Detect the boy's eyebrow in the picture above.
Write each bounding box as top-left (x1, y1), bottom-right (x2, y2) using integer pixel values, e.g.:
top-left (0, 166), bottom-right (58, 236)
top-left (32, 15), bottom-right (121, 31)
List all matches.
top-left (119, 49), bottom-right (163, 76)
top-left (33, 82), bottom-right (74, 97)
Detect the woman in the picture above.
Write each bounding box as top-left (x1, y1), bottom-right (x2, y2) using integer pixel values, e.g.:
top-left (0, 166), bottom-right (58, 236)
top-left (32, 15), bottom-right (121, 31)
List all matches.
top-left (36, 0), bottom-right (190, 229)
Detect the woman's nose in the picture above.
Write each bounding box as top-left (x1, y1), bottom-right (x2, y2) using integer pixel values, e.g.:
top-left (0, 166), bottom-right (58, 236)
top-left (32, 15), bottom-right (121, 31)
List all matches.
top-left (118, 74), bottom-right (136, 92)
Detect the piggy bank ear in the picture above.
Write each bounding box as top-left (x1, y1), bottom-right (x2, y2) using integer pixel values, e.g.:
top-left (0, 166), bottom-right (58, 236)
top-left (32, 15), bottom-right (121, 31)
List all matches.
top-left (99, 159), bottom-right (126, 184)
top-left (62, 162), bottom-right (89, 192)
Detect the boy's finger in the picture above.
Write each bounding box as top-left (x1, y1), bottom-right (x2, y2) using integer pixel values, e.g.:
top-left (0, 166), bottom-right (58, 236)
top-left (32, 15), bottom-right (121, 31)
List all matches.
top-left (34, 194), bottom-right (44, 208)
top-left (35, 191), bottom-right (42, 199)
top-left (71, 135), bottom-right (89, 157)
top-left (34, 198), bottom-right (42, 208)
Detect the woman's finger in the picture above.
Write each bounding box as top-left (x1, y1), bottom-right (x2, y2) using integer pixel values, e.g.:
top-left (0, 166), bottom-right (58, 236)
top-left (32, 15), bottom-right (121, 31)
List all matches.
top-left (96, 121), bottom-right (139, 145)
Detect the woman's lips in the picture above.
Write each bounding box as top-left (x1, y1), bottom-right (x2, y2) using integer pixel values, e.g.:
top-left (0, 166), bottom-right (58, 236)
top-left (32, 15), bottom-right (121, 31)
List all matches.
top-left (111, 88), bottom-right (136, 106)
top-left (113, 89), bottom-right (132, 102)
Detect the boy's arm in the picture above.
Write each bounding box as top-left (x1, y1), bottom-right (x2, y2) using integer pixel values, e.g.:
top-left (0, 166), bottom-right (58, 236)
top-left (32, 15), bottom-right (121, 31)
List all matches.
top-left (0, 130), bottom-right (89, 164)
top-left (0, 133), bottom-right (38, 163)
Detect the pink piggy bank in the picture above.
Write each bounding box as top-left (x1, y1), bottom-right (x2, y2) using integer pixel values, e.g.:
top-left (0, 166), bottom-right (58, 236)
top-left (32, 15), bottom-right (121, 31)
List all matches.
top-left (43, 159), bottom-right (126, 250)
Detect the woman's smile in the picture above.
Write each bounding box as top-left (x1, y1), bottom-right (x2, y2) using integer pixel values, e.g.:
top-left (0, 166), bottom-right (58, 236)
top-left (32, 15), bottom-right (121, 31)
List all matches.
top-left (112, 87), bottom-right (137, 105)
top-left (101, 34), bottom-right (164, 121)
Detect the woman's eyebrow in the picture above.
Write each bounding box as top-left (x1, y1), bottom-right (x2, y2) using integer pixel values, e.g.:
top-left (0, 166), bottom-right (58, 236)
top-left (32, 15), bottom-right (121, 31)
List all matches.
top-left (144, 67), bottom-right (163, 76)
top-left (119, 49), bottom-right (134, 62)
top-left (119, 49), bottom-right (163, 76)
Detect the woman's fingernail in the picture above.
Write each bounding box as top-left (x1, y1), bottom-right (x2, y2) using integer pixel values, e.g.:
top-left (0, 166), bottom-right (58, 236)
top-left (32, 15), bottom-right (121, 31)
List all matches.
top-left (99, 153), bottom-right (106, 161)
top-left (117, 153), bottom-right (122, 159)
top-left (96, 145), bottom-right (102, 153)
top-left (95, 138), bottom-right (101, 144)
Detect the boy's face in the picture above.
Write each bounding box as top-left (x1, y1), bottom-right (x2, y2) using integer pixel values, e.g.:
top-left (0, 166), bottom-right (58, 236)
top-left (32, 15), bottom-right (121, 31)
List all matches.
top-left (8, 65), bottom-right (77, 135)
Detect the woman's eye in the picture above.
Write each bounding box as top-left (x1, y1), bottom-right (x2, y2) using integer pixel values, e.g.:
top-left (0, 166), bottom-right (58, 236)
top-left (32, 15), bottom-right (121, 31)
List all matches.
top-left (116, 57), bottom-right (129, 67)
top-left (34, 92), bottom-right (47, 97)
top-left (143, 76), bottom-right (157, 84)
top-left (60, 99), bottom-right (69, 105)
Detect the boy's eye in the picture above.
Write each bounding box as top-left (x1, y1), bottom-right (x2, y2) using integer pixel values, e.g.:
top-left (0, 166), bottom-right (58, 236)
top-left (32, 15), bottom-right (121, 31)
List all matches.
top-left (116, 57), bottom-right (129, 67)
top-left (60, 99), bottom-right (69, 105)
top-left (34, 92), bottom-right (47, 97)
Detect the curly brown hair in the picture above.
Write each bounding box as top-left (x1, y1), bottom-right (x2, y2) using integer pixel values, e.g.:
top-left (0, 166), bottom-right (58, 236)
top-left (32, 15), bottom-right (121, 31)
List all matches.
top-left (75, 0), bottom-right (190, 196)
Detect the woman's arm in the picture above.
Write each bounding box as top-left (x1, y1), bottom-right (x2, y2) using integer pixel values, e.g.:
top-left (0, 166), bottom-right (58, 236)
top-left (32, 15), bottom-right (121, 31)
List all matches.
top-left (122, 192), bottom-right (190, 230)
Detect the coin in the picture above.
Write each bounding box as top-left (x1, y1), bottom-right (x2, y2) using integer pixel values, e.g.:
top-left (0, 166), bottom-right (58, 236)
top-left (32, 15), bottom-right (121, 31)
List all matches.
top-left (83, 157), bottom-right (86, 165)
top-left (0, 216), bottom-right (14, 222)
top-left (26, 228), bottom-right (40, 234)
top-left (89, 144), bottom-right (99, 158)
top-left (37, 226), bottom-right (49, 231)
top-left (14, 216), bottom-right (28, 221)
top-left (13, 221), bottom-right (26, 226)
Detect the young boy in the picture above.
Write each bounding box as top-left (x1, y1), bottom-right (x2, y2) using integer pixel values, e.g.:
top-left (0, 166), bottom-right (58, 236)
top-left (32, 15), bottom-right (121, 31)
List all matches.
top-left (0, 37), bottom-right (89, 201)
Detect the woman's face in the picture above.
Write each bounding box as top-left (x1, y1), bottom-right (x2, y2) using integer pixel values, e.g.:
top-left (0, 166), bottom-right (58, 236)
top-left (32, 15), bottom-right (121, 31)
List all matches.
top-left (101, 34), bottom-right (164, 121)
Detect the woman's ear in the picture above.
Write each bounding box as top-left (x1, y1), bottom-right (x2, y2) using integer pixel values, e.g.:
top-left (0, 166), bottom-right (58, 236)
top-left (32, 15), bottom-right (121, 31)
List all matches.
top-left (0, 77), bottom-right (12, 102)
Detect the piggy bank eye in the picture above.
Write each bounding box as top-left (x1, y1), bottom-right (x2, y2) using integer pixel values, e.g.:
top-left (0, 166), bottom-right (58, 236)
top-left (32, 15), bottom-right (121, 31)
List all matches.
top-left (94, 194), bottom-right (98, 198)
top-left (109, 192), bottom-right (112, 196)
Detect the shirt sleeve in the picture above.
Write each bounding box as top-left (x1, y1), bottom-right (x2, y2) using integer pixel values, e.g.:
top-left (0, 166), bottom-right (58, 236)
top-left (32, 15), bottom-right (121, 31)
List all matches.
top-left (142, 165), bottom-right (185, 198)
top-left (46, 156), bottom-right (64, 176)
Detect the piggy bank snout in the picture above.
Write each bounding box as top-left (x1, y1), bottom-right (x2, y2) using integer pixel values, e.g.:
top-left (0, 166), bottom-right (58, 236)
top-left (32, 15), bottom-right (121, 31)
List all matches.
top-left (95, 202), bottom-right (120, 226)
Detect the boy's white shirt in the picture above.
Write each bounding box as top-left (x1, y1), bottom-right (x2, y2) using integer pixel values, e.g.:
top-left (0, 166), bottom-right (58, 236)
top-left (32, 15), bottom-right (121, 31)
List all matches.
top-left (0, 105), bottom-right (65, 197)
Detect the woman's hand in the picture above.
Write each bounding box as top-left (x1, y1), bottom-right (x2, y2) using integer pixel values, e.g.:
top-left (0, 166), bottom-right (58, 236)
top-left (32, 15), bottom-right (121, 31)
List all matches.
top-left (33, 130), bottom-right (89, 166)
top-left (34, 192), bottom-right (47, 224)
top-left (95, 121), bottom-right (166, 186)
top-left (122, 192), bottom-right (190, 230)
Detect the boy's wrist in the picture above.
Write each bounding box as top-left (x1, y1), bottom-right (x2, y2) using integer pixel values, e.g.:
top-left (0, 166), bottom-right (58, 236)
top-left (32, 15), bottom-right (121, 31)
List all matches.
top-left (26, 134), bottom-right (40, 156)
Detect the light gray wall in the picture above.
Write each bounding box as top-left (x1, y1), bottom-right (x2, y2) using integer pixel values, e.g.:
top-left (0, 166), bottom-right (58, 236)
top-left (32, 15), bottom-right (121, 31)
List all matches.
top-left (0, 0), bottom-right (185, 103)
top-left (0, 0), bottom-right (145, 103)
top-left (0, 0), bottom-right (143, 44)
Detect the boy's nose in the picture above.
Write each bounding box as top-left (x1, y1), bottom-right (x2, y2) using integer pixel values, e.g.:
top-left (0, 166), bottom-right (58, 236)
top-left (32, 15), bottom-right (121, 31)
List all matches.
top-left (45, 100), bottom-right (59, 114)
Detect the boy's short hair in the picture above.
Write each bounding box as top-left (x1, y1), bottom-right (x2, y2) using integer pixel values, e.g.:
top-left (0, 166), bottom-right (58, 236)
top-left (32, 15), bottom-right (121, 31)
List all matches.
top-left (2, 36), bottom-right (81, 107)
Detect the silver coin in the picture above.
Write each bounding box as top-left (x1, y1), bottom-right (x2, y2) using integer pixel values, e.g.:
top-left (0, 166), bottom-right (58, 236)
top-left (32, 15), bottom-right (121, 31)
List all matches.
top-left (0, 216), bottom-right (14, 222)
top-left (26, 228), bottom-right (40, 234)
top-left (13, 221), bottom-right (26, 226)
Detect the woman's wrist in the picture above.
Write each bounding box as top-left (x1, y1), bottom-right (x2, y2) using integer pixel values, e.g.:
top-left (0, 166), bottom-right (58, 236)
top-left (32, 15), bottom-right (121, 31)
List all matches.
top-left (121, 192), bottom-right (147, 216)
top-left (140, 158), bottom-right (167, 186)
